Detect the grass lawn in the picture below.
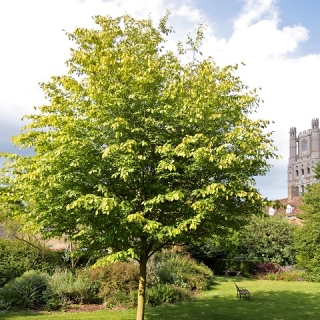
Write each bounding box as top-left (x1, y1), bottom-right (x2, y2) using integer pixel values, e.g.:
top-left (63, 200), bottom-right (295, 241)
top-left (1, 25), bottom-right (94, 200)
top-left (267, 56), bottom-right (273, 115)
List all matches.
top-left (1, 277), bottom-right (320, 320)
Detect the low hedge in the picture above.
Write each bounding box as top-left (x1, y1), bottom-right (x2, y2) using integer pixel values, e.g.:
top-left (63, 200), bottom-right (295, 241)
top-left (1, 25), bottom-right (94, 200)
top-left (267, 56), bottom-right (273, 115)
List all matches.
top-left (202, 258), bottom-right (260, 276)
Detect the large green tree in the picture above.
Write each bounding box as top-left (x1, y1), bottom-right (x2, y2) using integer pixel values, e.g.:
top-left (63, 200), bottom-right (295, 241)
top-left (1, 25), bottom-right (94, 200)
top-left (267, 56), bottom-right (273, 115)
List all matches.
top-left (237, 215), bottom-right (297, 266)
top-left (295, 163), bottom-right (320, 277)
top-left (0, 14), bottom-right (277, 319)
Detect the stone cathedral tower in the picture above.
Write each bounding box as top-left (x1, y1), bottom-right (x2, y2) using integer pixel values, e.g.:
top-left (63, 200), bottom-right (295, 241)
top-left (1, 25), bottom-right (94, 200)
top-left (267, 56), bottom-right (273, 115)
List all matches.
top-left (288, 118), bottom-right (320, 200)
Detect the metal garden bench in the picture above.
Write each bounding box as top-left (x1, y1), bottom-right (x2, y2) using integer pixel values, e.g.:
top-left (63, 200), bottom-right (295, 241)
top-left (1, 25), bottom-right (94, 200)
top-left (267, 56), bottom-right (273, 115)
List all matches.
top-left (234, 283), bottom-right (251, 301)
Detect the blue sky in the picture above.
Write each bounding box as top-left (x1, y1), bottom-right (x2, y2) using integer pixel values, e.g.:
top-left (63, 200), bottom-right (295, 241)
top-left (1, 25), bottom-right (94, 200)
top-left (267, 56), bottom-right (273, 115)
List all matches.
top-left (279, 0), bottom-right (320, 54)
top-left (1, 0), bottom-right (320, 200)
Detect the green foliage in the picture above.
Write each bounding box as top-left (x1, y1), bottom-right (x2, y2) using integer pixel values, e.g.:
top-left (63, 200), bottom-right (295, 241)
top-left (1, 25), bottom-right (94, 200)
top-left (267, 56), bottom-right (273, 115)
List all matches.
top-left (3, 279), bottom-right (320, 320)
top-left (237, 215), bottom-right (296, 266)
top-left (186, 238), bottom-right (228, 260)
top-left (0, 13), bottom-right (277, 258)
top-left (0, 270), bottom-right (48, 310)
top-left (205, 258), bottom-right (259, 276)
top-left (0, 13), bottom-right (278, 319)
top-left (295, 178), bottom-right (320, 278)
top-left (86, 261), bottom-right (140, 303)
top-left (149, 253), bottom-right (213, 290)
top-left (300, 271), bottom-right (320, 282)
top-left (146, 284), bottom-right (189, 306)
top-left (253, 264), bottom-right (305, 281)
top-left (47, 269), bottom-right (97, 305)
top-left (0, 239), bottom-right (65, 286)
top-left (103, 291), bottom-right (137, 309)
top-left (43, 297), bottom-right (62, 311)
top-left (277, 266), bottom-right (305, 281)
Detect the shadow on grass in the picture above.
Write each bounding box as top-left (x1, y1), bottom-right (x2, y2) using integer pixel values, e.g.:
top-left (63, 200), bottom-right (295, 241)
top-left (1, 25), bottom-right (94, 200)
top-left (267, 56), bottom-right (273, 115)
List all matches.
top-left (0, 311), bottom-right (41, 320)
top-left (1, 278), bottom-right (320, 320)
top-left (145, 280), bottom-right (320, 320)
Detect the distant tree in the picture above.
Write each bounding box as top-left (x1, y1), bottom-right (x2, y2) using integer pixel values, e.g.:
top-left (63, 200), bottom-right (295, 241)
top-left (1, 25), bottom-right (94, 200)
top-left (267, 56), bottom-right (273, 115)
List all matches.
top-left (295, 163), bottom-right (320, 275)
top-left (186, 238), bottom-right (228, 261)
top-left (186, 231), bottom-right (239, 261)
top-left (0, 14), bottom-right (277, 320)
top-left (237, 215), bottom-right (296, 266)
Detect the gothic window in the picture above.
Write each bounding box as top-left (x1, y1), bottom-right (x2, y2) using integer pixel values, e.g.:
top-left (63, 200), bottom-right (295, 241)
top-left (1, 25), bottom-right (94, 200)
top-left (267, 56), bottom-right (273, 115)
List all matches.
top-left (301, 169), bottom-right (305, 175)
top-left (307, 167), bottom-right (311, 175)
top-left (301, 185), bottom-right (305, 194)
top-left (296, 170), bottom-right (299, 177)
top-left (301, 139), bottom-right (307, 155)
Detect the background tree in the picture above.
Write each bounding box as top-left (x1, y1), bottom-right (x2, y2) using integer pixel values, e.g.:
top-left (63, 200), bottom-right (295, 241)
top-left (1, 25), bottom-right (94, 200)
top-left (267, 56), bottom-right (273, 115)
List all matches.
top-left (0, 14), bottom-right (277, 319)
top-left (186, 231), bottom-right (239, 261)
top-left (295, 162), bottom-right (320, 279)
top-left (237, 215), bottom-right (296, 266)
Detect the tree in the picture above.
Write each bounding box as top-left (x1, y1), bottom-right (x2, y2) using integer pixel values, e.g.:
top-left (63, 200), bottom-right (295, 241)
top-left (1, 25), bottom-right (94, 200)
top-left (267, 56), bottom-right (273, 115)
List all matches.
top-left (0, 14), bottom-right (277, 319)
top-left (295, 163), bottom-right (320, 276)
top-left (237, 215), bottom-right (297, 266)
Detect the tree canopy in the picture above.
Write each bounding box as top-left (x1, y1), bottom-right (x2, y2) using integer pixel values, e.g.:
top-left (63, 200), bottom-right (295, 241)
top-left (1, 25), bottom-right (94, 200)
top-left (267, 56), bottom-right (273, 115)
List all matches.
top-left (295, 163), bottom-right (320, 277)
top-left (237, 215), bottom-right (296, 266)
top-left (0, 13), bottom-right (278, 319)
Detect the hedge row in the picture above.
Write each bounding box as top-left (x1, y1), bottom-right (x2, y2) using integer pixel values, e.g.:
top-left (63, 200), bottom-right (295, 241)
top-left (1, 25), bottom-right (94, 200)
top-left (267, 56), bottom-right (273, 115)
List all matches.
top-left (201, 258), bottom-right (260, 276)
top-left (0, 239), bottom-right (66, 286)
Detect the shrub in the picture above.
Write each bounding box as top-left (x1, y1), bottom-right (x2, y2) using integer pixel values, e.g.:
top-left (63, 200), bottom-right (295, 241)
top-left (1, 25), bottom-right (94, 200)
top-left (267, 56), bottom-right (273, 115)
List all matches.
top-left (301, 271), bottom-right (320, 282)
top-left (43, 297), bottom-right (62, 311)
top-left (0, 239), bottom-right (66, 286)
top-left (254, 262), bottom-right (281, 275)
top-left (0, 270), bottom-right (48, 310)
top-left (253, 263), bottom-right (305, 281)
top-left (47, 269), bottom-right (97, 305)
top-left (278, 266), bottom-right (305, 281)
top-left (104, 291), bottom-right (136, 309)
top-left (146, 284), bottom-right (189, 306)
top-left (149, 252), bottom-right (213, 291)
top-left (86, 261), bottom-right (140, 303)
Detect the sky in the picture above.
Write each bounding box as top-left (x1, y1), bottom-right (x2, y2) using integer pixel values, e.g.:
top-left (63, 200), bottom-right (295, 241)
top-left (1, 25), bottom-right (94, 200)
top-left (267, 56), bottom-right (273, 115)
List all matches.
top-left (1, 0), bottom-right (320, 200)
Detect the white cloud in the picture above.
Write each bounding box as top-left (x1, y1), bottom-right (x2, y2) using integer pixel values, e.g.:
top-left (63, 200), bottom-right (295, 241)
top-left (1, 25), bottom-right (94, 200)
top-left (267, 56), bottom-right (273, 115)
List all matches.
top-left (202, 0), bottom-right (309, 65)
top-left (234, 0), bottom-right (278, 30)
top-left (197, 0), bottom-right (320, 198)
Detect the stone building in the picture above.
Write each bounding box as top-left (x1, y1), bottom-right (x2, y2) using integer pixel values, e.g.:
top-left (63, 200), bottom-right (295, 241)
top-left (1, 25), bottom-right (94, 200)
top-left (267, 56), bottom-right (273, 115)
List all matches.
top-left (288, 118), bottom-right (320, 200)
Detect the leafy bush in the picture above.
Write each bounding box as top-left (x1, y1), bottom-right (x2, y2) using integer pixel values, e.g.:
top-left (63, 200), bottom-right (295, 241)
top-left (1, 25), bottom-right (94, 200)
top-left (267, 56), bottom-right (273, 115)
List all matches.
top-left (43, 297), bottom-right (62, 311)
top-left (104, 291), bottom-right (137, 309)
top-left (0, 239), bottom-right (66, 286)
top-left (253, 264), bottom-right (306, 281)
top-left (254, 262), bottom-right (281, 275)
top-left (86, 261), bottom-right (140, 303)
top-left (47, 269), bottom-right (97, 305)
top-left (278, 266), bottom-right (305, 281)
top-left (0, 270), bottom-right (48, 310)
top-left (146, 284), bottom-right (189, 306)
top-left (149, 253), bottom-right (213, 290)
top-left (301, 270), bottom-right (320, 282)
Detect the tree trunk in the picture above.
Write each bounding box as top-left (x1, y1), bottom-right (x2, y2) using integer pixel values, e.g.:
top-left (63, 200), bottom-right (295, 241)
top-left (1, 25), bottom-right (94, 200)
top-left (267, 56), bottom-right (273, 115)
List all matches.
top-left (136, 251), bottom-right (147, 320)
